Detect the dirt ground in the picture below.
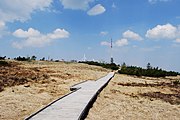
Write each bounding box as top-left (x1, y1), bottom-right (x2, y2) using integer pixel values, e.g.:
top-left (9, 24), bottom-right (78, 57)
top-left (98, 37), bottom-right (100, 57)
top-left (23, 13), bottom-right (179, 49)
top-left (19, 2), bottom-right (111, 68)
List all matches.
top-left (0, 60), bottom-right (109, 120)
top-left (86, 74), bottom-right (180, 120)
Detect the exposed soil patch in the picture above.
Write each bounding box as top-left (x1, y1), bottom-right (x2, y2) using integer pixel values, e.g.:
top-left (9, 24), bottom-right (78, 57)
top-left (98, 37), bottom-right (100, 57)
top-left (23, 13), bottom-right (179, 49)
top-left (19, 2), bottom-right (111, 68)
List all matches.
top-left (117, 81), bottom-right (180, 88)
top-left (118, 82), bottom-right (160, 87)
top-left (140, 92), bottom-right (180, 105)
top-left (117, 81), bottom-right (180, 104)
top-left (0, 61), bottom-right (49, 92)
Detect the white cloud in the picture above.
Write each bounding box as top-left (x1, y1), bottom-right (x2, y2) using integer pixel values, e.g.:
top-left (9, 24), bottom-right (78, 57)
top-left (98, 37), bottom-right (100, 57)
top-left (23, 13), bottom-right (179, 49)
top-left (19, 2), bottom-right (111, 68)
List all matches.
top-left (12, 28), bottom-right (69, 49)
top-left (60, 0), bottom-right (94, 10)
top-left (101, 38), bottom-right (128, 47)
top-left (123, 30), bottom-right (143, 41)
top-left (47, 29), bottom-right (69, 39)
top-left (0, 21), bottom-right (5, 29)
top-left (13, 28), bottom-right (40, 38)
top-left (0, 21), bottom-right (6, 38)
top-left (100, 31), bottom-right (108, 36)
top-left (0, 0), bottom-right (52, 23)
top-left (87, 4), bottom-right (106, 16)
top-left (101, 41), bottom-right (110, 46)
top-left (175, 38), bottom-right (180, 43)
top-left (148, 0), bottom-right (171, 4)
top-left (146, 23), bottom-right (178, 39)
top-left (115, 39), bottom-right (128, 47)
top-left (0, 0), bottom-right (52, 38)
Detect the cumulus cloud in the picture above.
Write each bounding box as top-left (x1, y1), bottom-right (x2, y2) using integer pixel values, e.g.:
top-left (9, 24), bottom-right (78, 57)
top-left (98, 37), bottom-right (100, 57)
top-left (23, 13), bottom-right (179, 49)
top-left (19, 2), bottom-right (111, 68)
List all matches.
top-left (87, 4), bottom-right (106, 16)
top-left (60, 0), bottom-right (94, 10)
top-left (0, 0), bottom-right (52, 38)
top-left (100, 31), bottom-right (108, 36)
top-left (146, 23), bottom-right (178, 39)
top-left (115, 39), bottom-right (128, 47)
top-left (123, 30), bottom-right (143, 41)
top-left (13, 28), bottom-right (40, 38)
top-left (0, 0), bottom-right (52, 23)
top-left (12, 28), bottom-right (69, 49)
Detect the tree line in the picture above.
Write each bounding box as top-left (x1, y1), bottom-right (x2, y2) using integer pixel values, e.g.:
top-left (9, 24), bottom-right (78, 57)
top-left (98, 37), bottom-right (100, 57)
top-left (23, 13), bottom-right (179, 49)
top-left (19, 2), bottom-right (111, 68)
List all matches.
top-left (14, 56), bottom-right (37, 61)
top-left (118, 63), bottom-right (180, 77)
top-left (79, 61), bottom-right (119, 70)
top-left (0, 55), bottom-right (62, 62)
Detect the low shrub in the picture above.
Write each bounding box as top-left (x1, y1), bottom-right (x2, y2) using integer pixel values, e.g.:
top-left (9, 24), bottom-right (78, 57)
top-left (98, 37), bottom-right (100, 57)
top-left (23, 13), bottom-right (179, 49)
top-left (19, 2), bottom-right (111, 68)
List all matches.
top-left (0, 61), bottom-right (9, 66)
top-left (173, 80), bottom-right (180, 85)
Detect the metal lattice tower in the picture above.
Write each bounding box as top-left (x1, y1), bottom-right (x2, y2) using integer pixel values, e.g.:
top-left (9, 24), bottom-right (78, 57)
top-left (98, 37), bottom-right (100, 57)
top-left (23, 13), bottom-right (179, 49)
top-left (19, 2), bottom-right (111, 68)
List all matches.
top-left (110, 38), bottom-right (114, 64)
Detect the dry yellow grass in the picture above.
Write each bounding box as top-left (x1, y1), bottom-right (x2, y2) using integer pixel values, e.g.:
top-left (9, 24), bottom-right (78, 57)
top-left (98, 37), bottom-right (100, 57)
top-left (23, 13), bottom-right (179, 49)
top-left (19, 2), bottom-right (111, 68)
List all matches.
top-left (1, 61), bottom-right (179, 120)
top-left (86, 74), bottom-right (180, 120)
top-left (0, 61), bottom-right (109, 120)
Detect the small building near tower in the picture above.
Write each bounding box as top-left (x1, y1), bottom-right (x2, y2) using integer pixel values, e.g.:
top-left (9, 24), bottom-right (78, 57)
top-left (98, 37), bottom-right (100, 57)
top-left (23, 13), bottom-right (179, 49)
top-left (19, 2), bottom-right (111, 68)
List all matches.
top-left (111, 57), bottom-right (114, 64)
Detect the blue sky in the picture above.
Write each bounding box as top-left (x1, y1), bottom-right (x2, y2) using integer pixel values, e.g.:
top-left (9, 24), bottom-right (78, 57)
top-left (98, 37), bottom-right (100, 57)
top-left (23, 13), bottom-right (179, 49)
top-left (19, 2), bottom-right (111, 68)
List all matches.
top-left (0, 0), bottom-right (180, 72)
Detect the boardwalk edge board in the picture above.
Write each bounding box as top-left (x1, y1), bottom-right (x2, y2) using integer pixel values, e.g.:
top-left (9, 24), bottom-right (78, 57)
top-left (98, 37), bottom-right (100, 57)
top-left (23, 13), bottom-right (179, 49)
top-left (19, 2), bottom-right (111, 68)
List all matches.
top-left (78, 73), bottom-right (114, 120)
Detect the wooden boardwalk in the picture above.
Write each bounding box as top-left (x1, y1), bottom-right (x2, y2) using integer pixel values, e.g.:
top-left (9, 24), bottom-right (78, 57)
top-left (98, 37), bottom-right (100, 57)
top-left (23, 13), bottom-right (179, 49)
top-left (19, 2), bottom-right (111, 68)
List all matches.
top-left (25, 72), bottom-right (114, 120)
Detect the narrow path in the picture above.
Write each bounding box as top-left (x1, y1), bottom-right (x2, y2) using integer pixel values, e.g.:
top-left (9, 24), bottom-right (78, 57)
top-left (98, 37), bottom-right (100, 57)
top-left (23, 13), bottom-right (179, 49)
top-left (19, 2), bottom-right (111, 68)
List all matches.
top-left (25, 72), bottom-right (114, 120)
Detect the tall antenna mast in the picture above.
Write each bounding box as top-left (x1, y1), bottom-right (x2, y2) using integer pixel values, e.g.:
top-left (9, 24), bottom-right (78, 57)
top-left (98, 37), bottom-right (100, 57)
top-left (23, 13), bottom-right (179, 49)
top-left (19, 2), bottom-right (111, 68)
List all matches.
top-left (110, 38), bottom-right (114, 64)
